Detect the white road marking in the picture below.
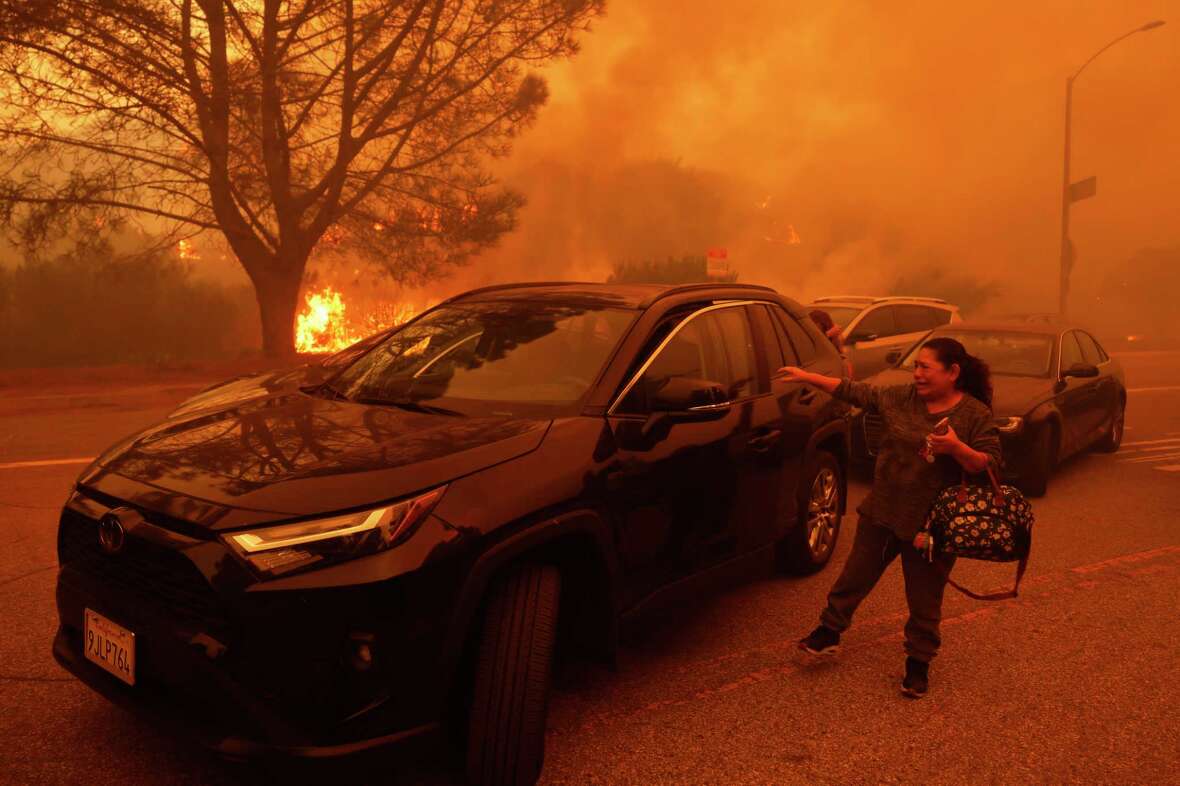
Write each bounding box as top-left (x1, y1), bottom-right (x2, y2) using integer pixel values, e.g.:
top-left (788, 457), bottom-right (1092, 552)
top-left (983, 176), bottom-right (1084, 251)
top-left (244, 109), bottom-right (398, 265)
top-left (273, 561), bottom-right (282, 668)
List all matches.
top-left (1122, 437), bottom-right (1180, 447)
top-left (0, 457), bottom-right (95, 471)
top-left (1121, 452), bottom-right (1180, 464)
top-left (1119, 444), bottom-right (1180, 455)
top-left (1127, 385), bottom-right (1180, 393)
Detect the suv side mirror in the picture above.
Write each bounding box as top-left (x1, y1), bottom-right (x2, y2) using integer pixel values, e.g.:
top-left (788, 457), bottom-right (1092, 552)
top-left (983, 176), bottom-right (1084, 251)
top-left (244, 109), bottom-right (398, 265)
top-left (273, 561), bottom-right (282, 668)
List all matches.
top-left (1061, 362), bottom-right (1099, 379)
top-left (650, 376), bottom-right (730, 416)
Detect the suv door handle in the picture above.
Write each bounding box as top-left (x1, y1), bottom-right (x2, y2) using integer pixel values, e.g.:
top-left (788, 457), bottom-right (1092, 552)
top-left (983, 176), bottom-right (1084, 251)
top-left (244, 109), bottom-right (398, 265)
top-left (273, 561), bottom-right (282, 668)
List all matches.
top-left (748, 429), bottom-right (782, 451)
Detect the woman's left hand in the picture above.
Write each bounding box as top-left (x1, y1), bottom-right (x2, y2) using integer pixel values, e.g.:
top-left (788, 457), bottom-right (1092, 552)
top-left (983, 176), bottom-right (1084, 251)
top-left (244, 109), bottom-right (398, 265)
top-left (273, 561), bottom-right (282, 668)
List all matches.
top-left (926, 425), bottom-right (963, 456)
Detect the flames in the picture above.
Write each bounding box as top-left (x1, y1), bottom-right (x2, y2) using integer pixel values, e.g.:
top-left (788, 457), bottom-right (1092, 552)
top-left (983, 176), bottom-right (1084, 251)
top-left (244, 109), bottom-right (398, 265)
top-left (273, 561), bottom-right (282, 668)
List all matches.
top-left (294, 285), bottom-right (420, 354)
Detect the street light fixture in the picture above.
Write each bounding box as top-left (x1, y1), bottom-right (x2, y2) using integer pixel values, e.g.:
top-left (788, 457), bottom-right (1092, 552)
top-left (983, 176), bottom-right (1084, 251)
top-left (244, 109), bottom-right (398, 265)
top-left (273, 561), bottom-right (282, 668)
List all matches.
top-left (1057, 20), bottom-right (1165, 317)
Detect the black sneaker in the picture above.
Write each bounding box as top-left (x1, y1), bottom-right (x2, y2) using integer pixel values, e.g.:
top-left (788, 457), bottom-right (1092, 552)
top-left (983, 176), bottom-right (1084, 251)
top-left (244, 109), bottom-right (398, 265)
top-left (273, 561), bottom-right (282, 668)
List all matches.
top-left (901, 656), bottom-right (929, 698)
top-left (798, 625), bottom-right (840, 656)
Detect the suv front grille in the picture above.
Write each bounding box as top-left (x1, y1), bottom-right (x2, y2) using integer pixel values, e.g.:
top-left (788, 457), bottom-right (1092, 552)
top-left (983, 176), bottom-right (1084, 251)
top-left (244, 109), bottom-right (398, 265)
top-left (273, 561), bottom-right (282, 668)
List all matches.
top-left (863, 413), bottom-right (885, 456)
top-left (58, 509), bottom-right (229, 632)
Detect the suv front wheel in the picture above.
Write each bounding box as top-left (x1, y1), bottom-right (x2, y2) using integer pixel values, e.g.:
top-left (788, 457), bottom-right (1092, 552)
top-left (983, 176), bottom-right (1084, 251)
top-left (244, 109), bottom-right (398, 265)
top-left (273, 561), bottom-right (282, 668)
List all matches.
top-left (779, 451), bottom-right (843, 574)
top-left (467, 564), bottom-right (562, 786)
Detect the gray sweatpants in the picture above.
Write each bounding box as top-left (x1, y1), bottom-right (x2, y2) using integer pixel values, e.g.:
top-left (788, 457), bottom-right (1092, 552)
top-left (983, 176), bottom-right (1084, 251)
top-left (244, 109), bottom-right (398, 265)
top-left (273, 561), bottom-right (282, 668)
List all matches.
top-left (819, 517), bottom-right (956, 663)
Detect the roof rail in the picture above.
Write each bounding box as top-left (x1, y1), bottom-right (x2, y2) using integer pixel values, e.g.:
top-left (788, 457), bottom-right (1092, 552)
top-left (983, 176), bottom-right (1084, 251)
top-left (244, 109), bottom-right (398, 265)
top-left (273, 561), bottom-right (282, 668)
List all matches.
top-left (876, 296), bottom-right (949, 305)
top-left (812, 295), bottom-right (876, 303)
top-left (438, 281), bottom-right (605, 306)
top-left (640, 282), bottom-right (777, 308)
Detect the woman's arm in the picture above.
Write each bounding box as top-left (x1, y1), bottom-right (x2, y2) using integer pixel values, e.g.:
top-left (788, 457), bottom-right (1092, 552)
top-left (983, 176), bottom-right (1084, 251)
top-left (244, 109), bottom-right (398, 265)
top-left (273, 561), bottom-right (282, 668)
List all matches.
top-left (776, 366), bottom-right (841, 394)
top-left (777, 366), bottom-right (887, 411)
top-left (927, 420), bottom-right (1001, 474)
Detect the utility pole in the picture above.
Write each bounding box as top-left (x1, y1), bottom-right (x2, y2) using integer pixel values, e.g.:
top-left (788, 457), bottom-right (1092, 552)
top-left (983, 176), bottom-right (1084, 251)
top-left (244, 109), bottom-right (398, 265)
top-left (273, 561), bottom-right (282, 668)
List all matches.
top-left (1057, 20), bottom-right (1165, 318)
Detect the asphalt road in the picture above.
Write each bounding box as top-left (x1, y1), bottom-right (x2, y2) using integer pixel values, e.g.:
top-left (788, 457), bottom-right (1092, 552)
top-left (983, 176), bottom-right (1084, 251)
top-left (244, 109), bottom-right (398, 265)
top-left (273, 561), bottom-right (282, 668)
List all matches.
top-left (1, 353), bottom-right (1178, 785)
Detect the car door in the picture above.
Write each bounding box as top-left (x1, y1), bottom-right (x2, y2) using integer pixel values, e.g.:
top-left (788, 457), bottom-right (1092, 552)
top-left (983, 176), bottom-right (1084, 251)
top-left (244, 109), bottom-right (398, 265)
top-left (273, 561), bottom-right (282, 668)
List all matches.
top-left (751, 304), bottom-right (832, 540)
top-left (845, 305), bottom-right (907, 378)
top-left (1074, 330), bottom-right (1117, 443)
top-left (1054, 330), bottom-right (1097, 455)
top-left (604, 304), bottom-right (765, 605)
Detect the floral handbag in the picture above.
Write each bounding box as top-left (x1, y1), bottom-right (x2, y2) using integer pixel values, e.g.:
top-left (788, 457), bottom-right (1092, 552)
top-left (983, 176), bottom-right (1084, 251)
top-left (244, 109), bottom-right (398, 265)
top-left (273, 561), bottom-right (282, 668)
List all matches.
top-left (922, 463), bottom-right (1034, 601)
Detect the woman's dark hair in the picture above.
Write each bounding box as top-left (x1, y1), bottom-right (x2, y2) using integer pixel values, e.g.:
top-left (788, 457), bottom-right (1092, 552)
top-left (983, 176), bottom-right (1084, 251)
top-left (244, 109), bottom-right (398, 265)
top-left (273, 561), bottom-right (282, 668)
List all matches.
top-left (920, 337), bottom-right (993, 408)
top-left (808, 309), bottom-right (836, 334)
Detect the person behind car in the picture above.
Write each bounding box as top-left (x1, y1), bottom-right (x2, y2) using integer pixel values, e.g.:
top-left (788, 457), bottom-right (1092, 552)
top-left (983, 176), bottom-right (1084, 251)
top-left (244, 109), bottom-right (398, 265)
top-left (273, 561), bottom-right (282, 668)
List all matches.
top-left (809, 309), bottom-right (853, 378)
top-left (778, 336), bottom-right (1001, 698)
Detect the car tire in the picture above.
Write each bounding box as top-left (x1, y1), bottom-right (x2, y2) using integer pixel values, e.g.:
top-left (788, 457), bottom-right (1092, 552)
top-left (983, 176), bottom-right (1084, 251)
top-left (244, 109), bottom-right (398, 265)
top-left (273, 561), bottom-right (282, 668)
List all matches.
top-left (779, 451), bottom-right (843, 574)
top-left (1094, 400), bottom-right (1125, 453)
top-left (1020, 423), bottom-right (1057, 498)
top-left (467, 565), bottom-right (561, 786)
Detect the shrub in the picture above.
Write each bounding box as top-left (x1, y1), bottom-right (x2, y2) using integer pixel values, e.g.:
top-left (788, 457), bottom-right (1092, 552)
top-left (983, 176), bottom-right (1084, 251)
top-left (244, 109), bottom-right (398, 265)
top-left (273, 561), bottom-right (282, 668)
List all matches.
top-left (0, 249), bottom-right (257, 367)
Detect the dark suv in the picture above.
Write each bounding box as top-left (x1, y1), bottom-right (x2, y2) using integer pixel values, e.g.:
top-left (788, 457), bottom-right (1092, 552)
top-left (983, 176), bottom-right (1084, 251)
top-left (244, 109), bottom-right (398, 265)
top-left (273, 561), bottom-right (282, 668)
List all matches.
top-left (53, 282), bottom-right (850, 785)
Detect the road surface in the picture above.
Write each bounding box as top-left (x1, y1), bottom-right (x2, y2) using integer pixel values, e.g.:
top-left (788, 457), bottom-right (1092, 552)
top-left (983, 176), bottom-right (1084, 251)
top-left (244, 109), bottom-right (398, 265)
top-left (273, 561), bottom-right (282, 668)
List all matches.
top-left (1, 352), bottom-right (1177, 785)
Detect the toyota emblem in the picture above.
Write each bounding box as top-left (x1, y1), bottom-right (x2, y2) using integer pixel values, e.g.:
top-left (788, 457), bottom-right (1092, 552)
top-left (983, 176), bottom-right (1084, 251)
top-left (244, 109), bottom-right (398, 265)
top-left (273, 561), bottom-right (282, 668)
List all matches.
top-left (97, 513), bottom-right (126, 555)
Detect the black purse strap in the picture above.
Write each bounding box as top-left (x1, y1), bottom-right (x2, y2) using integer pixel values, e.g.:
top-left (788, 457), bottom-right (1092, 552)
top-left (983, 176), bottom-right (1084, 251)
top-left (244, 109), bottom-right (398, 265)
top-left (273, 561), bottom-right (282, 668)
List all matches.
top-left (934, 553), bottom-right (1029, 601)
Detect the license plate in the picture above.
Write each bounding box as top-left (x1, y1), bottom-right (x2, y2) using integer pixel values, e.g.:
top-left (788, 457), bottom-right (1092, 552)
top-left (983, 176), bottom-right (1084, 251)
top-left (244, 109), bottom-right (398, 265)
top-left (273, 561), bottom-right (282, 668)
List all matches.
top-left (84, 609), bottom-right (135, 686)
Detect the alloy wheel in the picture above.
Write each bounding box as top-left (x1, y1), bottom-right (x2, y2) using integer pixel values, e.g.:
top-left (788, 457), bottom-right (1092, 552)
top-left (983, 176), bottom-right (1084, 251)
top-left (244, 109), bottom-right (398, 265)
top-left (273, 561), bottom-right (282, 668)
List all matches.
top-left (806, 467), bottom-right (839, 558)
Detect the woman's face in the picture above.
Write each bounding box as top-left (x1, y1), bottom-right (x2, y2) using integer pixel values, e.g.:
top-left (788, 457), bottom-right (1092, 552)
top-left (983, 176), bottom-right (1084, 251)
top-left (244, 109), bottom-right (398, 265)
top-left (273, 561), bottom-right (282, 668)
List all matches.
top-left (913, 348), bottom-right (959, 400)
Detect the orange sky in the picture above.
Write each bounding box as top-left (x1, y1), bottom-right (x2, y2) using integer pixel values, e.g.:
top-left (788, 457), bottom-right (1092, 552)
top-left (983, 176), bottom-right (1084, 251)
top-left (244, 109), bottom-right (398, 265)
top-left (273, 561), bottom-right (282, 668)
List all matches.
top-left (418, 0), bottom-right (1176, 312)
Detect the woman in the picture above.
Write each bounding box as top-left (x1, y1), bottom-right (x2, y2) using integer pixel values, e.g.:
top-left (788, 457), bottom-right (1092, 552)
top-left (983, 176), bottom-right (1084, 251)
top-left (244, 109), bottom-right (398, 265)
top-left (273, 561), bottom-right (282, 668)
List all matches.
top-left (808, 309), bottom-right (854, 378)
top-left (779, 336), bottom-right (1001, 698)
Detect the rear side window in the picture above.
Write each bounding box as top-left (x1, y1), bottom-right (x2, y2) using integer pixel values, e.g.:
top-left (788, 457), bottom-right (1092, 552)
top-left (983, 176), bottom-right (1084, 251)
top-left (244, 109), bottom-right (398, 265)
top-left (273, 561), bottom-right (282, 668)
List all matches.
top-left (930, 308), bottom-right (953, 326)
top-left (1075, 331), bottom-right (1105, 365)
top-left (852, 306), bottom-right (896, 339)
top-left (771, 307), bottom-right (816, 365)
top-left (894, 306), bottom-right (939, 333)
top-left (751, 304), bottom-right (795, 368)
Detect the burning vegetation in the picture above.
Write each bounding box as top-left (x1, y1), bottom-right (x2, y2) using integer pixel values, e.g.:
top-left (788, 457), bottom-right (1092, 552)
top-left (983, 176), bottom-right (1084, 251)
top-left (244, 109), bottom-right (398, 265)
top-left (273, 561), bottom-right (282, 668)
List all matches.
top-left (294, 286), bottom-right (421, 355)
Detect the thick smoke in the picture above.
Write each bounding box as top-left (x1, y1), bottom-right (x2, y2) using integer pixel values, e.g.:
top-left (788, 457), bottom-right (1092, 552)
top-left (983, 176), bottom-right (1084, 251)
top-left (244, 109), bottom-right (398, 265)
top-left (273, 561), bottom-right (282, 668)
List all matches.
top-left (412, 0), bottom-right (1177, 337)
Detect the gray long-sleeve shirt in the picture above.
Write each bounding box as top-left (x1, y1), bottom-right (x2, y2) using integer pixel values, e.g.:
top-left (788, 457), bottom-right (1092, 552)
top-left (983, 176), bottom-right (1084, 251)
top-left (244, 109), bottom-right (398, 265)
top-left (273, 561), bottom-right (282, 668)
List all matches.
top-left (836, 380), bottom-right (1003, 540)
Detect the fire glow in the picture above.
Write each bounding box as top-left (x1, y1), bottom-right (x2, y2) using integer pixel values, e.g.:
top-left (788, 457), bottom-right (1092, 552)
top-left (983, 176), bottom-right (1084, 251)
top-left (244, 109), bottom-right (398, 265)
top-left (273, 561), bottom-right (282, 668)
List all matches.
top-left (295, 286), bottom-right (419, 354)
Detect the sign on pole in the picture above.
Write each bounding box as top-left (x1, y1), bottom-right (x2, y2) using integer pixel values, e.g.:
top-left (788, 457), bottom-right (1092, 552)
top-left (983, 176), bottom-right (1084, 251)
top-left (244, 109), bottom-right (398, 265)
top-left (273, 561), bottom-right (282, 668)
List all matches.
top-left (1069, 176), bottom-right (1097, 203)
top-left (706, 247), bottom-right (729, 279)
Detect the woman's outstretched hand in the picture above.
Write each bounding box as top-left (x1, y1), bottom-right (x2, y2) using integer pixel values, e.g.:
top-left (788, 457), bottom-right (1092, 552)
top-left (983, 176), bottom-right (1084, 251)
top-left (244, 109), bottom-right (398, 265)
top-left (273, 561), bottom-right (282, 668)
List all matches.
top-left (776, 366), bottom-right (810, 382)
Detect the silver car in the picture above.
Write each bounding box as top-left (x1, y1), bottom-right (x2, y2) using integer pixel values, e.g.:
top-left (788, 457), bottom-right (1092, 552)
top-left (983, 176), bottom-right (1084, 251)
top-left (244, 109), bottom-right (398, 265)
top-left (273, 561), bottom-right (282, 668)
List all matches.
top-left (806, 296), bottom-right (961, 379)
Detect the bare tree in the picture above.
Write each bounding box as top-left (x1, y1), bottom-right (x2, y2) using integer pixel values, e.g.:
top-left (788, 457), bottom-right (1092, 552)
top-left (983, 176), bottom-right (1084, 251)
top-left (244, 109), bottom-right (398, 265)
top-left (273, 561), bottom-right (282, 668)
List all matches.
top-left (0, 0), bottom-right (603, 356)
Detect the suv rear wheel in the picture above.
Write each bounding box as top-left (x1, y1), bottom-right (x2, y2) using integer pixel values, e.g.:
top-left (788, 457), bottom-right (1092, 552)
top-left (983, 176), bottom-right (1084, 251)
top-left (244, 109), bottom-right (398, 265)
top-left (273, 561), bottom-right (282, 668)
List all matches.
top-left (779, 451), bottom-right (843, 574)
top-left (467, 565), bottom-right (561, 786)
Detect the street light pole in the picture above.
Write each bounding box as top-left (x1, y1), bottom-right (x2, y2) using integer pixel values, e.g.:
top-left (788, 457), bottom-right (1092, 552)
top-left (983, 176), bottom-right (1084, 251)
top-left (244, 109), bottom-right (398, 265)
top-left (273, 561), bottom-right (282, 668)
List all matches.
top-left (1057, 19), bottom-right (1165, 318)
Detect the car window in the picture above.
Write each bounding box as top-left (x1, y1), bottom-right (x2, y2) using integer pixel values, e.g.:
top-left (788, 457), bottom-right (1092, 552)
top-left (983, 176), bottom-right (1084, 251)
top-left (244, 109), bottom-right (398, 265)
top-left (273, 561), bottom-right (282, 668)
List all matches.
top-left (772, 307), bottom-right (817, 365)
top-left (851, 306), bottom-right (896, 340)
top-left (616, 307), bottom-right (757, 413)
top-left (1075, 331), bottom-right (1104, 365)
top-left (712, 307), bottom-right (760, 397)
top-left (751, 304), bottom-right (796, 369)
top-left (1059, 331), bottom-right (1085, 372)
top-left (895, 305), bottom-right (939, 334)
top-left (811, 306), bottom-right (861, 329)
top-left (899, 330), bottom-right (1054, 377)
top-left (930, 308), bottom-right (953, 326)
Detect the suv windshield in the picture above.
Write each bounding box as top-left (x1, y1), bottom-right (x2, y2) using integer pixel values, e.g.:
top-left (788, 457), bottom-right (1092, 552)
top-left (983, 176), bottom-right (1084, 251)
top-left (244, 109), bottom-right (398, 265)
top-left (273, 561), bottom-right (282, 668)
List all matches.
top-left (331, 301), bottom-right (635, 415)
top-left (899, 331), bottom-right (1055, 377)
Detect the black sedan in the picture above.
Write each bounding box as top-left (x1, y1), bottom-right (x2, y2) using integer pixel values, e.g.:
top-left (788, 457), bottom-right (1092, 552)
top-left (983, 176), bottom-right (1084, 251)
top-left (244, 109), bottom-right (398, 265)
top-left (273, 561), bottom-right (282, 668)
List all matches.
top-left (52, 282), bottom-right (851, 785)
top-left (853, 322), bottom-right (1126, 496)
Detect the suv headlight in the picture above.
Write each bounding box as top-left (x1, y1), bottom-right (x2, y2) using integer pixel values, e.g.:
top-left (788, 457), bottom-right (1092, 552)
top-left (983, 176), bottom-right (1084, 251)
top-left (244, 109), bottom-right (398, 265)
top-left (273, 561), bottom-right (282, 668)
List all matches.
top-left (995, 416), bottom-right (1023, 434)
top-left (222, 486), bottom-right (447, 578)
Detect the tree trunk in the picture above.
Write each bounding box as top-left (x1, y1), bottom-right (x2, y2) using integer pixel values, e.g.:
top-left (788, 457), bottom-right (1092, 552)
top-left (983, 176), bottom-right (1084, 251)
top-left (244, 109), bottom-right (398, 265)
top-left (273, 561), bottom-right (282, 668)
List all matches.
top-left (249, 265), bottom-right (304, 359)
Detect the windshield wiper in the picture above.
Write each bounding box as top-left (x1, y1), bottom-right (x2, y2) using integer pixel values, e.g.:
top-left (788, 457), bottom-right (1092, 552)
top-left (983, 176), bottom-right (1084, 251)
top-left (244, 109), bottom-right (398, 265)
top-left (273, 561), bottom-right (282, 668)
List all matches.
top-left (352, 396), bottom-right (463, 417)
